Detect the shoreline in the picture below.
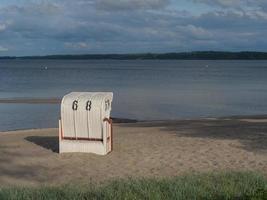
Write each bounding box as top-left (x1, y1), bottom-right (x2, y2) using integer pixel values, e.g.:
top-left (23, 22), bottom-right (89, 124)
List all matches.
top-left (1, 114), bottom-right (267, 132)
top-left (0, 98), bottom-right (61, 104)
top-left (0, 117), bottom-right (139, 133)
top-left (2, 51), bottom-right (267, 60)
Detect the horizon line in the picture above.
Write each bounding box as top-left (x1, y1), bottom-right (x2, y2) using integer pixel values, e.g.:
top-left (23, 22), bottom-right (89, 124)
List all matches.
top-left (1, 51), bottom-right (267, 58)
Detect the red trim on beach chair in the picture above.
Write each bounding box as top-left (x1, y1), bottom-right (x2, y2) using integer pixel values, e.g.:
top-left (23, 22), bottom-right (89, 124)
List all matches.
top-left (103, 118), bottom-right (113, 151)
top-left (60, 118), bottom-right (113, 148)
top-left (61, 136), bottom-right (103, 142)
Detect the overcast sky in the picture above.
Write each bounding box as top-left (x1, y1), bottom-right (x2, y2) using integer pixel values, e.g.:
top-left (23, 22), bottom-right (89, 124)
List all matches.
top-left (0, 0), bottom-right (267, 56)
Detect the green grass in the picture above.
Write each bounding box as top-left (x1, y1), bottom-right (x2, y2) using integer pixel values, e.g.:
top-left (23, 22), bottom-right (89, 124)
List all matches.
top-left (0, 171), bottom-right (266, 200)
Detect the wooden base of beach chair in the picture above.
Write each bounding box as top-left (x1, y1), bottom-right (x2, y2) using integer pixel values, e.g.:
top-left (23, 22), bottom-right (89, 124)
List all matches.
top-left (58, 118), bottom-right (113, 155)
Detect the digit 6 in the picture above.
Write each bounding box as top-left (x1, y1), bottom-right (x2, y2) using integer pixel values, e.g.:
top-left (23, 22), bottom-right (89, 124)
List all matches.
top-left (72, 100), bottom-right (78, 110)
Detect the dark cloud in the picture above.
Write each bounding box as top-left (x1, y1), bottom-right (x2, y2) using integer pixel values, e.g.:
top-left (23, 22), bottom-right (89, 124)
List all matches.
top-left (193, 0), bottom-right (267, 10)
top-left (95, 0), bottom-right (170, 11)
top-left (0, 0), bottom-right (266, 56)
top-left (192, 0), bottom-right (243, 8)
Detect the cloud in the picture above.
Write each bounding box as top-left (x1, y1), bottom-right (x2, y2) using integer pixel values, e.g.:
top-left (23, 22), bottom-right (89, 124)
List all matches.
top-left (0, 24), bottom-right (6, 31)
top-left (95, 0), bottom-right (170, 11)
top-left (0, 20), bottom-right (12, 32)
top-left (192, 0), bottom-right (243, 8)
top-left (178, 24), bottom-right (214, 39)
top-left (64, 42), bottom-right (89, 49)
top-left (1, 1), bottom-right (62, 15)
top-left (0, 46), bottom-right (8, 51)
top-left (193, 9), bottom-right (267, 30)
top-left (192, 0), bottom-right (267, 10)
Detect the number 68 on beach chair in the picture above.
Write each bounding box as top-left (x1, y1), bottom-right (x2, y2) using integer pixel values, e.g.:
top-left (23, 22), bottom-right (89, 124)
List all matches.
top-left (59, 92), bottom-right (113, 155)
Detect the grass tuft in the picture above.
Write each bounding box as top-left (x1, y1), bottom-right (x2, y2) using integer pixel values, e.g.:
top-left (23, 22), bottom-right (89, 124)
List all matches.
top-left (0, 171), bottom-right (266, 200)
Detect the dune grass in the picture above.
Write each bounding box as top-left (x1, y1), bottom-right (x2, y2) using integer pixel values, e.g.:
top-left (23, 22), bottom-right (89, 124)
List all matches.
top-left (0, 171), bottom-right (266, 200)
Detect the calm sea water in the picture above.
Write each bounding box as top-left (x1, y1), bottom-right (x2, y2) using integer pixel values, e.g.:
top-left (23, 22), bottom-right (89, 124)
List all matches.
top-left (1, 59), bottom-right (267, 131)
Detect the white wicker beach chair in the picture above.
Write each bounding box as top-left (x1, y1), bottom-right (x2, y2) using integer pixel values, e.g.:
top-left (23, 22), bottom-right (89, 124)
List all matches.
top-left (59, 92), bottom-right (113, 155)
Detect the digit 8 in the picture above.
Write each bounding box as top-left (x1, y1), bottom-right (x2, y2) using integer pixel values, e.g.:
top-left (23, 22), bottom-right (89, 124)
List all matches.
top-left (86, 100), bottom-right (92, 111)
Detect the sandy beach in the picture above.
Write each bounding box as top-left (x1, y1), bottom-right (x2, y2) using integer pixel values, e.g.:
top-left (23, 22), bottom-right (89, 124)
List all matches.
top-left (0, 116), bottom-right (266, 187)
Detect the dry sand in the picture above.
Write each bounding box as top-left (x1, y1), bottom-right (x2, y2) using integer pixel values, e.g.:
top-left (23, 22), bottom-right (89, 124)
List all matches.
top-left (0, 117), bottom-right (267, 187)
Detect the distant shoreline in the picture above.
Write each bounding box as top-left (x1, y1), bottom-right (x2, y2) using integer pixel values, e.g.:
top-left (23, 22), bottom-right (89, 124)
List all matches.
top-left (2, 51), bottom-right (267, 60)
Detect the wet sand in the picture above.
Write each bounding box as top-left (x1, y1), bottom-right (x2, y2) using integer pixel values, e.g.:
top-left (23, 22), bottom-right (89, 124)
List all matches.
top-left (0, 98), bottom-right (61, 104)
top-left (0, 116), bottom-right (266, 186)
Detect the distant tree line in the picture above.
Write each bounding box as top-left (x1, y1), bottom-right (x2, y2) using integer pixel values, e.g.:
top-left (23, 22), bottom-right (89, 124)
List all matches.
top-left (1, 51), bottom-right (267, 60)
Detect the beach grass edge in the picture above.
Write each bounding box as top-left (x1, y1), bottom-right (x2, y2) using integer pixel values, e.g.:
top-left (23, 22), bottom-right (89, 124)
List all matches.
top-left (0, 171), bottom-right (266, 200)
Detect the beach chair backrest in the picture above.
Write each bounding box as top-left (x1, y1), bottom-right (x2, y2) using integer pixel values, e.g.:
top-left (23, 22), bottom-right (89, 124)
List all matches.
top-left (61, 92), bottom-right (113, 140)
